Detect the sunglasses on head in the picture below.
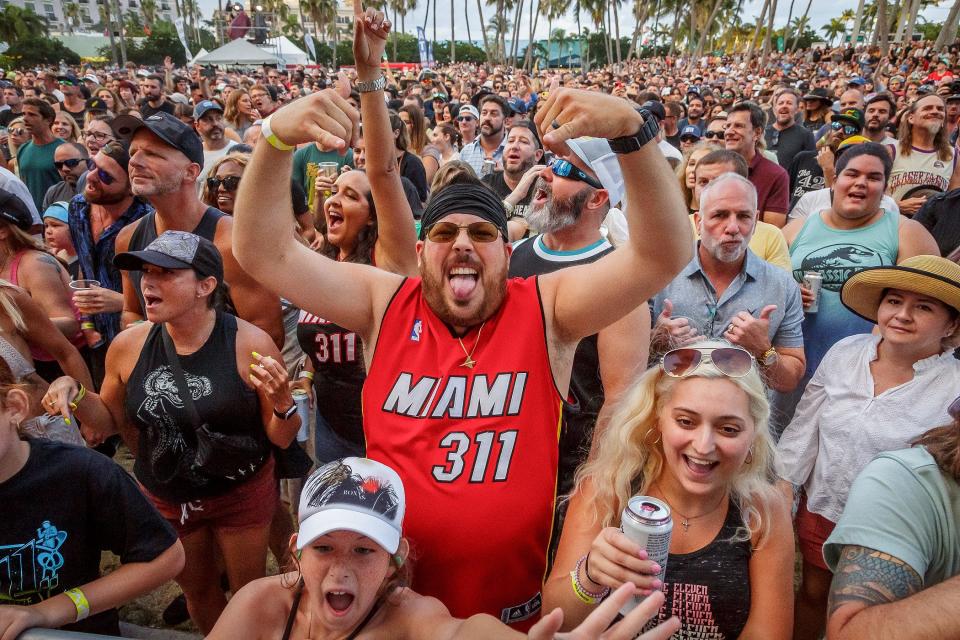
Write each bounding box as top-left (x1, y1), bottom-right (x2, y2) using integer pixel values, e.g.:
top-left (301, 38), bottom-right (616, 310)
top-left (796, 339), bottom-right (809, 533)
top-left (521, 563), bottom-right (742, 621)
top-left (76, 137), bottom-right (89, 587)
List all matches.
top-left (207, 175), bottom-right (241, 192)
top-left (424, 220), bottom-right (502, 243)
top-left (831, 121), bottom-right (859, 136)
top-left (550, 159), bottom-right (603, 190)
top-left (85, 158), bottom-right (116, 185)
top-left (661, 346), bottom-right (755, 378)
top-left (54, 158), bottom-right (84, 170)
top-left (703, 131), bottom-right (722, 139)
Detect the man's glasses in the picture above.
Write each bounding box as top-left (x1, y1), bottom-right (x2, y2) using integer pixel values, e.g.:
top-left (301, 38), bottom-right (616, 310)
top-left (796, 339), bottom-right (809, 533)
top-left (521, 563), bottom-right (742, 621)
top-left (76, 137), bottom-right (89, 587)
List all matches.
top-left (703, 131), bottom-right (722, 139)
top-left (85, 158), bottom-right (116, 185)
top-left (550, 159), bottom-right (603, 190)
top-left (54, 158), bottom-right (85, 170)
top-left (661, 346), bottom-right (755, 378)
top-left (830, 121), bottom-right (860, 137)
top-left (83, 131), bottom-right (113, 143)
top-left (424, 221), bottom-right (502, 243)
top-left (207, 175), bottom-right (241, 192)
top-left (457, 116), bottom-right (475, 122)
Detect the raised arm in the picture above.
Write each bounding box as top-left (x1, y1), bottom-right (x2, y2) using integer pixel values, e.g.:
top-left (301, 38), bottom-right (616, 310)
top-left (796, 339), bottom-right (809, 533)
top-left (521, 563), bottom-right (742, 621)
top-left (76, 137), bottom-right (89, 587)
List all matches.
top-left (232, 91), bottom-right (403, 343)
top-left (533, 90), bottom-right (692, 343)
top-left (353, 6), bottom-right (418, 277)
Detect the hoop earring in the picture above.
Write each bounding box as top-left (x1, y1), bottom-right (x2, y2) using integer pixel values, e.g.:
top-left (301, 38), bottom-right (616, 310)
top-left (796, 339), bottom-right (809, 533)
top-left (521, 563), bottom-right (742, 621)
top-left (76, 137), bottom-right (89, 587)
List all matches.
top-left (645, 429), bottom-right (662, 446)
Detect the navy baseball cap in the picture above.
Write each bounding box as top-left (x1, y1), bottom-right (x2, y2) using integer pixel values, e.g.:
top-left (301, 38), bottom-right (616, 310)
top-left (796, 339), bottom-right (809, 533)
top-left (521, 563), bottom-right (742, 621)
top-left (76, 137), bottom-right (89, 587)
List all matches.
top-left (507, 97), bottom-right (527, 115)
top-left (85, 96), bottom-right (108, 112)
top-left (193, 99), bottom-right (223, 120)
top-left (56, 74), bottom-right (80, 86)
top-left (111, 112), bottom-right (205, 167)
top-left (114, 230), bottom-right (224, 284)
top-left (680, 125), bottom-right (702, 141)
top-left (0, 189), bottom-right (34, 230)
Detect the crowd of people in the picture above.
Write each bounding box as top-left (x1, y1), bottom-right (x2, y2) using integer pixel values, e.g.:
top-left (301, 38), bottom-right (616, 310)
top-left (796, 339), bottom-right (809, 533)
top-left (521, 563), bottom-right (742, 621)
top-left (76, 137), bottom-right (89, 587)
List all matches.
top-left (1, 3), bottom-right (960, 638)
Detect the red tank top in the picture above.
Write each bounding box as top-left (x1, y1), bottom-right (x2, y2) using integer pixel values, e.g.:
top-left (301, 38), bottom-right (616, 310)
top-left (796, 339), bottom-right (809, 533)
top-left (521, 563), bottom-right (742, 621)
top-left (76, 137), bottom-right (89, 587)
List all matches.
top-left (363, 276), bottom-right (563, 629)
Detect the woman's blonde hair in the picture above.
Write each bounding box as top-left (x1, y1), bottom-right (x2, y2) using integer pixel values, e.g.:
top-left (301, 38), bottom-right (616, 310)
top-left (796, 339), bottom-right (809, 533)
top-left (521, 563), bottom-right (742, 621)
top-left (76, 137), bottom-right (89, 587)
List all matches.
top-left (575, 339), bottom-right (780, 547)
top-left (676, 143), bottom-right (711, 210)
top-left (7, 117), bottom-right (24, 160)
top-left (200, 152), bottom-right (250, 208)
top-left (0, 280), bottom-right (26, 333)
top-left (1, 222), bottom-right (46, 255)
top-left (54, 111), bottom-right (82, 142)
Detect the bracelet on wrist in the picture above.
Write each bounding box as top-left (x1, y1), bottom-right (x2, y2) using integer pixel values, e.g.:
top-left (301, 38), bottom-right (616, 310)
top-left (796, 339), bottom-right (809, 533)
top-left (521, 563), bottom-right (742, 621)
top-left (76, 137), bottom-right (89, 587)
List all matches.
top-left (298, 370), bottom-right (315, 381)
top-left (64, 588), bottom-right (90, 622)
top-left (69, 384), bottom-right (87, 411)
top-left (569, 554), bottom-right (610, 605)
top-left (261, 115), bottom-right (295, 152)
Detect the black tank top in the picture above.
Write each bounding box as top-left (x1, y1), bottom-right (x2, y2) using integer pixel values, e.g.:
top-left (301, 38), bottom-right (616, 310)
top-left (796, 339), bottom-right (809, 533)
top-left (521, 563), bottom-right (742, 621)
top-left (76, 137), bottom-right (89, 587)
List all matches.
top-left (295, 309), bottom-right (366, 450)
top-left (127, 208), bottom-right (232, 315)
top-left (645, 501), bottom-right (753, 639)
top-left (508, 235), bottom-right (614, 496)
top-left (125, 312), bottom-right (268, 502)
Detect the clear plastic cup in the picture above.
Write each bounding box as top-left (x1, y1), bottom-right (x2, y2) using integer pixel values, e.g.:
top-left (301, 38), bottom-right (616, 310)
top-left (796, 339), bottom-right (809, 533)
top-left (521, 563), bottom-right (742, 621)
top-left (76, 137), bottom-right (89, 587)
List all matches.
top-left (69, 279), bottom-right (101, 290)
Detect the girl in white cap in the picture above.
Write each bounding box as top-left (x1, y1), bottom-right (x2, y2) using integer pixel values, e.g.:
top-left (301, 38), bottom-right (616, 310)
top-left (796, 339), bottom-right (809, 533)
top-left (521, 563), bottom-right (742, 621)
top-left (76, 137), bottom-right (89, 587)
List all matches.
top-left (209, 457), bottom-right (680, 640)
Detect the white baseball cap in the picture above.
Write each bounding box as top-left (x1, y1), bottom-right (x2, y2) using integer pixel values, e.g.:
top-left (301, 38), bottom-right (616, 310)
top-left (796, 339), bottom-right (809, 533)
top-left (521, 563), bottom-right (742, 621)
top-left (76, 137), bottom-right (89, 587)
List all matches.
top-left (297, 457), bottom-right (406, 553)
top-left (565, 137), bottom-right (625, 206)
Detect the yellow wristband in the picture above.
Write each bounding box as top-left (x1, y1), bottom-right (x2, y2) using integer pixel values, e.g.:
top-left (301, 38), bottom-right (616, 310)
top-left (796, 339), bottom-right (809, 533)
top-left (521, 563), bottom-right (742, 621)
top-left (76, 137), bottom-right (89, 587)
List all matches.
top-left (570, 570), bottom-right (599, 605)
top-left (261, 115), bottom-right (294, 152)
top-left (298, 371), bottom-right (314, 381)
top-left (81, 321), bottom-right (96, 330)
top-left (69, 384), bottom-right (87, 411)
top-left (64, 587), bottom-right (90, 621)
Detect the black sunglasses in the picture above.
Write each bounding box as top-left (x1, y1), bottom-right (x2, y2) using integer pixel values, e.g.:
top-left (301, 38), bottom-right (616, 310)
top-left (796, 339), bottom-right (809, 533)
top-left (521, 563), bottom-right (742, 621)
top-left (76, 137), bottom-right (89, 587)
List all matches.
top-left (703, 131), bottom-right (722, 139)
top-left (55, 158), bottom-right (85, 170)
top-left (85, 158), bottom-right (116, 185)
top-left (550, 159), bottom-right (603, 190)
top-left (424, 221), bottom-right (502, 243)
top-left (661, 346), bottom-right (755, 378)
top-left (207, 175), bottom-right (241, 192)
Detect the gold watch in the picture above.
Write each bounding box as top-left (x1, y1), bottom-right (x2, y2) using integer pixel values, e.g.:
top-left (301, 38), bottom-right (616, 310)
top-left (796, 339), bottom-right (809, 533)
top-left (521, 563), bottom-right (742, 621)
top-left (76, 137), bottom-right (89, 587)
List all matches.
top-left (760, 346), bottom-right (778, 366)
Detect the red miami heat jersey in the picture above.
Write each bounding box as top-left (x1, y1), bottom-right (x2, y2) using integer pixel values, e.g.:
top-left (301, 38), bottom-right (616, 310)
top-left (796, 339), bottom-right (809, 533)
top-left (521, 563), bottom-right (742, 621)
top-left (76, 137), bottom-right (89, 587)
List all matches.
top-left (363, 276), bottom-right (563, 628)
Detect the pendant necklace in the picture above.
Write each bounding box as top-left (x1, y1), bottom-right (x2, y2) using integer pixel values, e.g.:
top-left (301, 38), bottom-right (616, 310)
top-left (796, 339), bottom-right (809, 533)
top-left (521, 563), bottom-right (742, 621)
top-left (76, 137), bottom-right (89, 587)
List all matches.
top-left (457, 322), bottom-right (486, 369)
top-left (655, 483), bottom-right (728, 532)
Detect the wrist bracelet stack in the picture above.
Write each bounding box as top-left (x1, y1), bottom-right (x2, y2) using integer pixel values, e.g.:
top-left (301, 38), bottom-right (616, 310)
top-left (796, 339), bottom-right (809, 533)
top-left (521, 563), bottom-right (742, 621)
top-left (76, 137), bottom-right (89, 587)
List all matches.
top-left (69, 384), bottom-right (87, 411)
top-left (570, 554), bottom-right (610, 605)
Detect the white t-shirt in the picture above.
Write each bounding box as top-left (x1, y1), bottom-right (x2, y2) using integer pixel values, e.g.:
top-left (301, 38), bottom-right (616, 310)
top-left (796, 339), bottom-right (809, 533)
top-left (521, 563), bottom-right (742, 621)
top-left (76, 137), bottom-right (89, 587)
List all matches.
top-left (889, 146), bottom-right (957, 200)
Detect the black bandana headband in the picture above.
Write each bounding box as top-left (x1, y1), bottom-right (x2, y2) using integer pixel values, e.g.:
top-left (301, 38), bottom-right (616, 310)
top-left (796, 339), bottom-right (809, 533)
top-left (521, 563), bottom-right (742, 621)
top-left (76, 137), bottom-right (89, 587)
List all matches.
top-left (419, 183), bottom-right (509, 241)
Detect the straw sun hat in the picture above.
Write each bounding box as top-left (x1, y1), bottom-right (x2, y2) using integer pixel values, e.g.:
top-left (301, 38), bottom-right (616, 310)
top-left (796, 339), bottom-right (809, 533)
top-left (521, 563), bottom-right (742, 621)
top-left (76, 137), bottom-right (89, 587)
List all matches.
top-left (841, 256), bottom-right (960, 328)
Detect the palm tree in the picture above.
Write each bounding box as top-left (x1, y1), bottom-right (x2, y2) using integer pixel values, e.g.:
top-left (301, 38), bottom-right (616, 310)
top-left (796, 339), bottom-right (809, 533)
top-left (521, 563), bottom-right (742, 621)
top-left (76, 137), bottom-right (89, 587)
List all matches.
top-left (140, 0), bottom-right (157, 28)
top-left (450, 0), bottom-right (456, 62)
top-left (63, 2), bottom-right (81, 33)
top-left (0, 4), bottom-right (48, 42)
top-left (935, 0), bottom-right (960, 49)
top-left (822, 16), bottom-right (847, 46)
top-left (281, 13), bottom-right (303, 39)
top-left (788, 0), bottom-right (812, 49)
top-left (301, 0), bottom-right (337, 65)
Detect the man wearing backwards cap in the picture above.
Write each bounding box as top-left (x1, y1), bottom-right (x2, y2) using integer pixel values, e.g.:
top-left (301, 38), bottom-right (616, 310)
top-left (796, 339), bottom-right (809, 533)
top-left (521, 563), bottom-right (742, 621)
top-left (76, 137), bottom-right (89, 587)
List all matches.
top-left (66, 140), bottom-right (152, 381)
top-left (193, 100), bottom-right (238, 193)
top-left (111, 112), bottom-right (284, 348)
top-left (457, 104), bottom-right (480, 146)
top-left (509, 135), bottom-right (651, 508)
top-left (233, 2), bottom-right (691, 627)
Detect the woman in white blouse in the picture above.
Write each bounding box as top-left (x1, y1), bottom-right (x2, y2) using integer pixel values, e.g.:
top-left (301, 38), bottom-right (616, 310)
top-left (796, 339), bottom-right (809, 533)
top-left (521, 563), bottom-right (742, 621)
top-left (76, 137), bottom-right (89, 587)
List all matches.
top-left (778, 254), bottom-right (960, 640)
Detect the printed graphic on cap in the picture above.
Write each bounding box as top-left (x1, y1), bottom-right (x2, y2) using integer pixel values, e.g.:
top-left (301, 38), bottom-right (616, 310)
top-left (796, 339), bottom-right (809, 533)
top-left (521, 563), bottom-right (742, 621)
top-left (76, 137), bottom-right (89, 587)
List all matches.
top-left (306, 460), bottom-right (401, 521)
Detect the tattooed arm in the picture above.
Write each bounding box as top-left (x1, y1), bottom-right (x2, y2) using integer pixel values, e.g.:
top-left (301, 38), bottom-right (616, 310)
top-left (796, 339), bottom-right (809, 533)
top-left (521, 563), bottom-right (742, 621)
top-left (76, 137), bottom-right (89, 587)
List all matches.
top-left (826, 545), bottom-right (960, 639)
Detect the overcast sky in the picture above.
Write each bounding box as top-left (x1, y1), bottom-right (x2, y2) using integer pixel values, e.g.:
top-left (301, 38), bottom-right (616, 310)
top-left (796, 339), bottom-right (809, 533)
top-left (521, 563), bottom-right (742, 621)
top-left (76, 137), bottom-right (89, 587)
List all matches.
top-left (196, 0), bottom-right (953, 43)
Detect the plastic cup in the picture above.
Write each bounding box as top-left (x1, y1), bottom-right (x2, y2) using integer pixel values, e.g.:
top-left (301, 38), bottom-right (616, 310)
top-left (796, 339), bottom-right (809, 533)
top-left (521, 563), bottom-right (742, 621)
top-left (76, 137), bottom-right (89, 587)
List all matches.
top-left (69, 279), bottom-right (101, 290)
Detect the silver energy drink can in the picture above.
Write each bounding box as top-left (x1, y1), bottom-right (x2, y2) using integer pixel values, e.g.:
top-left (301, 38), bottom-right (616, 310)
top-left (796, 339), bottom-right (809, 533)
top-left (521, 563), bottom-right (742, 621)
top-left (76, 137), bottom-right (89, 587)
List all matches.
top-left (481, 159), bottom-right (496, 177)
top-left (803, 271), bottom-right (822, 314)
top-left (292, 389), bottom-right (311, 443)
top-left (619, 495), bottom-right (673, 615)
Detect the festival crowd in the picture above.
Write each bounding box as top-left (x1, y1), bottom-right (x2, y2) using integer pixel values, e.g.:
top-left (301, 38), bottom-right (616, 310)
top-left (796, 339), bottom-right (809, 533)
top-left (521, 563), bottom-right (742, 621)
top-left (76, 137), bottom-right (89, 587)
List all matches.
top-left (1, 4), bottom-right (960, 639)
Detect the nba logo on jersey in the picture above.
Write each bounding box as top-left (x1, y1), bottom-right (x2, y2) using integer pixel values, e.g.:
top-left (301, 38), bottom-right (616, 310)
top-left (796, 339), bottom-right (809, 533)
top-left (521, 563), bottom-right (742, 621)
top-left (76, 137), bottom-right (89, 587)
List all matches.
top-left (410, 319), bottom-right (422, 342)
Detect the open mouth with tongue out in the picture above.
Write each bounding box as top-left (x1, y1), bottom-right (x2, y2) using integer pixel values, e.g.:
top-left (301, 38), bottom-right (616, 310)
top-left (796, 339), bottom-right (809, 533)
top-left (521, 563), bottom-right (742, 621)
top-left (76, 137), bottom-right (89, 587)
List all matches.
top-left (325, 589), bottom-right (356, 616)
top-left (448, 265), bottom-right (480, 302)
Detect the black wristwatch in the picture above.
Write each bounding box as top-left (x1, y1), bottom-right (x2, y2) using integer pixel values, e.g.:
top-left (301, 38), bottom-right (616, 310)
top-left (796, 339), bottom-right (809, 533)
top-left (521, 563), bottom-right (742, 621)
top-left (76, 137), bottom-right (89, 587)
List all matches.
top-left (607, 108), bottom-right (659, 154)
top-left (274, 402), bottom-right (297, 420)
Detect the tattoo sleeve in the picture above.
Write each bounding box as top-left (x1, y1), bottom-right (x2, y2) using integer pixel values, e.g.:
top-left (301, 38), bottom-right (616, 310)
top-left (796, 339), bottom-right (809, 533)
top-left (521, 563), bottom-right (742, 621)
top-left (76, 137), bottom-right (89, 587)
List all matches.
top-left (37, 253), bottom-right (63, 274)
top-left (828, 545), bottom-right (924, 616)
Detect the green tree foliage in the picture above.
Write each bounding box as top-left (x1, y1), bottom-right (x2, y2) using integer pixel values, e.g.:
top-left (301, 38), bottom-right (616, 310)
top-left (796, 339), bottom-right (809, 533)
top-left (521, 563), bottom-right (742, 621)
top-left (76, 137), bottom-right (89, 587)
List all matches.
top-left (0, 4), bottom-right (47, 43)
top-left (7, 37), bottom-right (80, 66)
top-left (98, 20), bottom-right (187, 65)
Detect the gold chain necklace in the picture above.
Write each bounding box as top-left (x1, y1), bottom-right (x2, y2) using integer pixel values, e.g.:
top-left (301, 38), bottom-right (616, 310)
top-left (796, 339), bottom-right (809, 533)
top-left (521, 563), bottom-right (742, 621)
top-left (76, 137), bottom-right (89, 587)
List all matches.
top-left (457, 322), bottom-right (486, 369)
top-left (655, 483), bottom-right (728, 533)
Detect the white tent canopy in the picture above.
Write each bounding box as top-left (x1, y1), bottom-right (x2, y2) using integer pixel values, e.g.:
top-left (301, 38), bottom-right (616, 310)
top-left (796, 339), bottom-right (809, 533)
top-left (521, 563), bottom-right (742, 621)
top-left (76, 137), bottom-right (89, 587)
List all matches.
top-left (260, 36), bottom-right (310, 66)
top-left (194, 38), bottom-right (281, 66)
top-left (189, 48), bottom-right (209, 65)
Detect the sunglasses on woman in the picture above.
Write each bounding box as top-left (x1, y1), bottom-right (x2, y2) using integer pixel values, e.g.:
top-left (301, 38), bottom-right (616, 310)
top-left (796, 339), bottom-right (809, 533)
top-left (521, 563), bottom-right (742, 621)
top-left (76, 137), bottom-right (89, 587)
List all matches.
top-left (661, 346), bottom-right (755, 378)
top-left (207, 175), bottom-right (241, 192)
top-left (424, 221), bottom-right (502, 243)
top-left (85, 158), bottom-right (116, 185)
top-left (54, 158), bottom-right (85, 170)
top-left (830, 121), bottom-right (859, 137)
top-left (9, 128), bottom-right (25, 137)
top-left (550, 159), bottom-right (603, 190)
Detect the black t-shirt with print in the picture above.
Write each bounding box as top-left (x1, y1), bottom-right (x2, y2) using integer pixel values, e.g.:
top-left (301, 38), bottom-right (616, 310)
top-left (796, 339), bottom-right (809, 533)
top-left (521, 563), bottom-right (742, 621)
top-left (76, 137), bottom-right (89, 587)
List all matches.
top-left (0, 438), bottom-right (177, 634)
top-left (787, 150), bottom-right (825, 210)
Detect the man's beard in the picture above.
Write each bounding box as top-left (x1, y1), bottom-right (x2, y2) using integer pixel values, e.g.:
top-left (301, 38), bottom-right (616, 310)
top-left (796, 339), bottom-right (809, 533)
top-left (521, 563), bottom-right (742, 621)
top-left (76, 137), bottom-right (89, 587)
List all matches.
top-left (206, 127), bottom-right (224, 141)
top-left (526, 178), bottom-right (589, 234)
top-left (420, 255), bottom-right (508, 329)
top-left (481, 121), bottom-right (503, 138)
top-left (85, 185), bottom-right (129, 205)
top-left (866, 120), bottom-right (886, 134)
top-left (504, 156), bottom-right (535, 182)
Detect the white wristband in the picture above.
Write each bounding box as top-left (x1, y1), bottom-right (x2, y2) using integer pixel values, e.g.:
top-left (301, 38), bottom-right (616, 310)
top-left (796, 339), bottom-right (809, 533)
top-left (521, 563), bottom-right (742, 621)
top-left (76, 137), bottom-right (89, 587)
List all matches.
top-left (261, 115), bottom-right (294, 152)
